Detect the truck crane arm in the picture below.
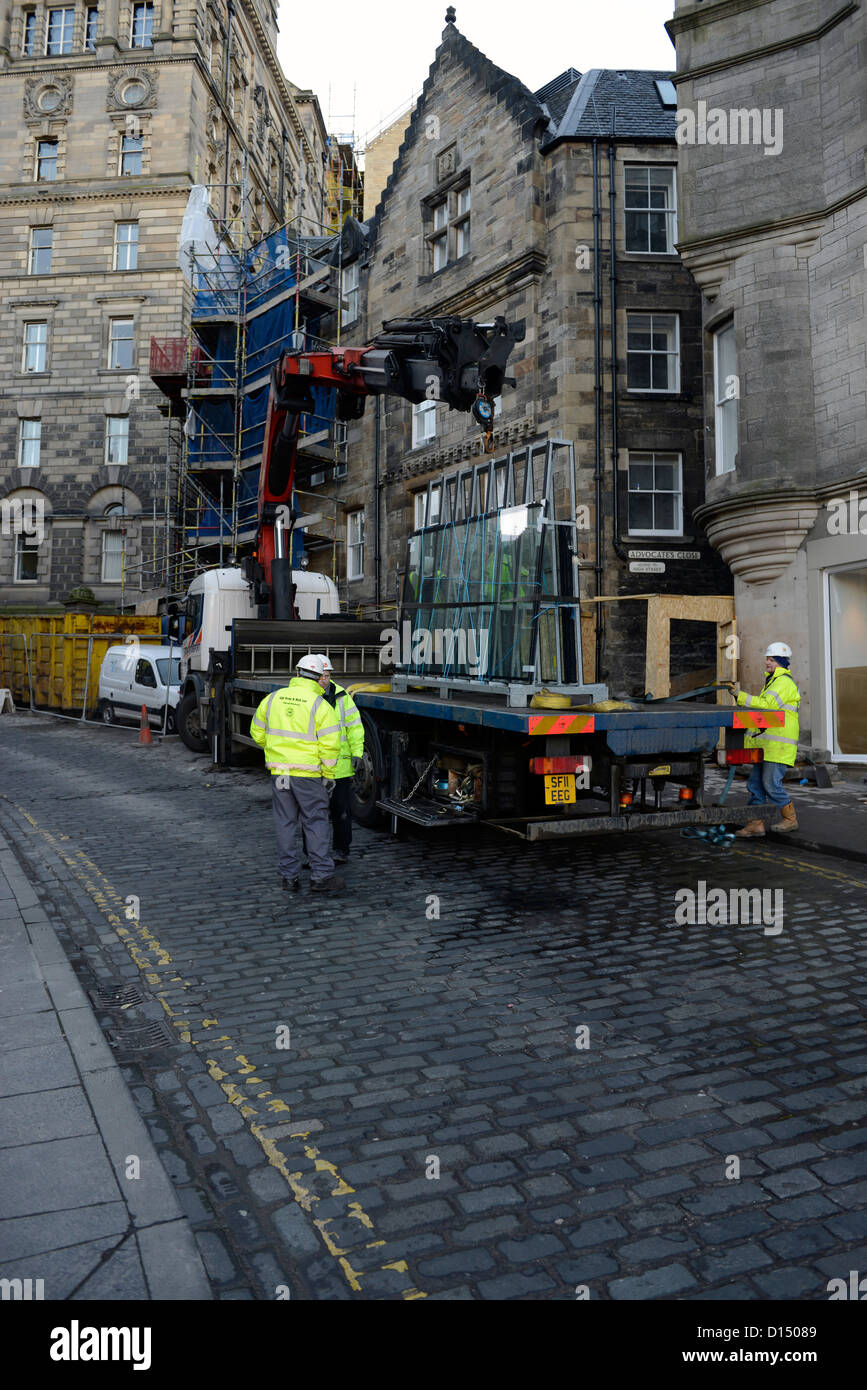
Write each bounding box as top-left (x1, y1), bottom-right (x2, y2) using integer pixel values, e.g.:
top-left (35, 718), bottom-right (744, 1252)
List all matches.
top-left (253, 317), bottom-right (524, 617)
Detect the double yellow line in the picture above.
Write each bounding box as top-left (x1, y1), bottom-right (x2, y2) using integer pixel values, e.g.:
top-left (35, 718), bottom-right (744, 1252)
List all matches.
top-left (9, 801), bottom-right (425, 1301)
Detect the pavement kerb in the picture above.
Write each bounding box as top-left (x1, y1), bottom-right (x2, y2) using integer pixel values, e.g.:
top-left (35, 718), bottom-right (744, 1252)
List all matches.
top-left (766, 827), bottom-right (867, 866)
top-left (0, 828), bottom-right (212, 1301)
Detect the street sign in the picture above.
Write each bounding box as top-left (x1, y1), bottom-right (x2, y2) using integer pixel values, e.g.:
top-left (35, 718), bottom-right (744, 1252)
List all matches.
top-left (629, 561), bottom-right (666, 574)
top-left (628, 549), bottom-right (701, 561)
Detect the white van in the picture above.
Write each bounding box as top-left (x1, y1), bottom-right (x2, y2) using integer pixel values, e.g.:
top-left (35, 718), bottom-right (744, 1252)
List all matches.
top-left (98, 644), bottom-right (182, 732)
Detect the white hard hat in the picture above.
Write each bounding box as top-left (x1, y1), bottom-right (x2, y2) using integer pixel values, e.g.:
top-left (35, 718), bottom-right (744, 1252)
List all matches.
top-left (766, 642), bottom-right (792, 660)
top-left (296, 653), bottom-right (333, 677)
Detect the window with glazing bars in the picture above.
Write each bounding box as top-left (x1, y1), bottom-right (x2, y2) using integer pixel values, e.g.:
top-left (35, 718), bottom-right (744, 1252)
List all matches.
top-left (130, 2), bottom-right (154, 47)
top-left (45, 7), bottom-right (74, 54)
top-left (23, 322), bottom-right (48, 372)
top-left (36, 140), bottom-right (58, 182)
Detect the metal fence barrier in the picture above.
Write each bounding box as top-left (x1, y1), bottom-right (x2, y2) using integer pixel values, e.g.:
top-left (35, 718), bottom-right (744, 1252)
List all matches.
top-left (0, 631), bottom-right (179, 735)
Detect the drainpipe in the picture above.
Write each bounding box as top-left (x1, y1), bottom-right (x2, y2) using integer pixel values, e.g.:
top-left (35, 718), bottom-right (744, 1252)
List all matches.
top-left (609, 116), bottom-right (629, 564)
top-left (222, 1), bottom-right (234, 222)
top-left (592, 137), bottom-right (604, 679)
top-left (279, 127), bottom-right (288, 218)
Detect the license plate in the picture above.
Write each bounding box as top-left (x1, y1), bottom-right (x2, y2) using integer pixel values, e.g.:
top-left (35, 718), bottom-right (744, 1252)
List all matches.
top-left (545, 774), bottom-right (576, 804)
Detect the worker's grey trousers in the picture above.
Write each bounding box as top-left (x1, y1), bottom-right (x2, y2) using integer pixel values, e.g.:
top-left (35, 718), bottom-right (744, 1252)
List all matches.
top-left (272, 777), bottom-right (334, 884)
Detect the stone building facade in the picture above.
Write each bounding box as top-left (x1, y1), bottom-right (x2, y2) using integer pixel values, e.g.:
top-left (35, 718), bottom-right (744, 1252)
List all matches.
top-left (361, 106), bottom-right (411, 221)
top-left (0, 0), bottom-right (326, 607)
top-left (310, 20), bottom-right (732, 695)
top-left (668, 0), bottom-right (867, 758)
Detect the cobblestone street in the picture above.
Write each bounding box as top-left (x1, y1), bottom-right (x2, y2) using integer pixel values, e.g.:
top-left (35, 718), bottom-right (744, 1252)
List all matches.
top-left (2, 714), bottom-right (866, 1301)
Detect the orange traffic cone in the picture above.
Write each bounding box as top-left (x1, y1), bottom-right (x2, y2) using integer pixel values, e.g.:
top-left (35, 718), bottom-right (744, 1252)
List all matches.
top-left (138, 704), bottom-right (153, 745)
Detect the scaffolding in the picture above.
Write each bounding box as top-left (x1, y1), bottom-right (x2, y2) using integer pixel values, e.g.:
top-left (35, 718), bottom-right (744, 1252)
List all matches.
top-left (325, 134), bottom-right (364, 234)
top-left (146, 192), bottom-right (351, 600)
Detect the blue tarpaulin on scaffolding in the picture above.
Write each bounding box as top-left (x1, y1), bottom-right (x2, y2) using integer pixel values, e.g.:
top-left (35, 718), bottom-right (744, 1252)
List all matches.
top-left (187, 218), bottom-right (337, 546)
top-left (188, 483), bottom-right (306, 565)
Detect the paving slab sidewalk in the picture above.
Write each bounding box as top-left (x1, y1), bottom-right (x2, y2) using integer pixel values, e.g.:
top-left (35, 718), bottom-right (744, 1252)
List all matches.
top-left (771, 777), bottom-right (867, 865)
top-left (711, 768), bottom-right (867, 866)
top-left (0, 829), bottom-right (212, 1300)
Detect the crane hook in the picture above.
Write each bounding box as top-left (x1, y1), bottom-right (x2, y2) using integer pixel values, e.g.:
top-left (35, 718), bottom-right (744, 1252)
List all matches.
top-left (471, 392), bottom-right (495, 453)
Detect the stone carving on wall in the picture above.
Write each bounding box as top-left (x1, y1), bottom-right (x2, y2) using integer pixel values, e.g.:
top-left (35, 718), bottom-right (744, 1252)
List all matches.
top-left (106, 68), bottom-right (158, 113)
top-left (436, 144), bottom-right (457, 183)
top-left (253, 86), bottom-right (272, 149)
top-left (24, 74), bottom-right (74, 122)
top-left (207, 99), bottom-right (225, 170)
top-left (697, 495), bottom-right (820, 586)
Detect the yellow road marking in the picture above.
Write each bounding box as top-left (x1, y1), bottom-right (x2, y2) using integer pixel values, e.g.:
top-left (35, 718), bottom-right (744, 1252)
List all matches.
top-left (733, 844), bottom-right (867, 887)
top-left (4, 798), bottom-right (425, 1301)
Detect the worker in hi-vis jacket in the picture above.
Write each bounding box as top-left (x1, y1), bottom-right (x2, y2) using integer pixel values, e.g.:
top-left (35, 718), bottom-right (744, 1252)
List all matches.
top-left (730, 641), bottom-right (801, 838)
top-left (300, 655), bottom-right (365, 865)
top-left (250, 654), bottom-right (342, 894)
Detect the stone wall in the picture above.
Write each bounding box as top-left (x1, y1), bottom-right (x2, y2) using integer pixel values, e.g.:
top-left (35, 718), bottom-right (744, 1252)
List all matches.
top-left (362, 108), bottom-right (413, 222)
top-left (319, 27), bottom-right (730, 694)
top-left (669, 0), bottom-right (867, 743)
top-left (0, 0), bottom-right (328, 605)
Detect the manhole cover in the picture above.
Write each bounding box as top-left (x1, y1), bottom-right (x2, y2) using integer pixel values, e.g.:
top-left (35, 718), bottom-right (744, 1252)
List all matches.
top-left (92, 984), bottom-right (145, 1010)
top-left (108, 1020), bottom-right (174, 1052)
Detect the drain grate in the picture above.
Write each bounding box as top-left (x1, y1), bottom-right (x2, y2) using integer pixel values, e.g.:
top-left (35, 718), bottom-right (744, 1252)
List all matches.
top-left (108, 1020), bottom-right (174, 1052)
top-left (91, 984), bottom-right (145, 1011)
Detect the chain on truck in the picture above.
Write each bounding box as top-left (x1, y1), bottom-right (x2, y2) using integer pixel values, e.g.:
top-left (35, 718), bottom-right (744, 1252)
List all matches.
top-left (168, 317), bottom-right (783, 841)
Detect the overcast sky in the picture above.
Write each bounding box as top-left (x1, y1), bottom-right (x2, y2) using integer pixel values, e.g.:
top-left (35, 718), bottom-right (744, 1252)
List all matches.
top-left (275, 0), bottom-right (677, 149)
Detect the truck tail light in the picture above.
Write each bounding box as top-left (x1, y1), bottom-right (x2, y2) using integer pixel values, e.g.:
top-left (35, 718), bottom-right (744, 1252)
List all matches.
top-left (725, 748), bottom-right (762, 764)
top-left (529, 756), bottom-right (591, 776)
top-left (620, 792), bottom-right (633, 807)
top-left (679, 787), bottom-right (694, 801)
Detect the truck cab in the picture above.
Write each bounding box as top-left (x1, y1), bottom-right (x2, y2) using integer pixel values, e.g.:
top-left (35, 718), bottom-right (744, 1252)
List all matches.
top-left (173, 566), bottom-right (341, 752)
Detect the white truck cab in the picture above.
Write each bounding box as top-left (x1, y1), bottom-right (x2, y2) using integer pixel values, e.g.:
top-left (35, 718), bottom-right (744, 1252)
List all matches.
top-left (179, 567), bottom-right (340, 679)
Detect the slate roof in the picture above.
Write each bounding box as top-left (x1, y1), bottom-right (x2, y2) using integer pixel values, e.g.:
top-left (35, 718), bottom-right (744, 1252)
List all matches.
top-left (534, 68), bottom-right (582, 126)
top-left (548, 69), bottom-right (679, 145)
top-left (309, 217), bottom-right (370, 269)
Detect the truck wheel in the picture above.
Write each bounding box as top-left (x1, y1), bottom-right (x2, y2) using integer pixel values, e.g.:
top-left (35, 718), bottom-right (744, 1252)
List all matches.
top-left (100, 701), bottom-right (115, 726)
top-left (177, 691), bottom-right (208, 753)
top-left (350, 713), bottom-right (387, 828)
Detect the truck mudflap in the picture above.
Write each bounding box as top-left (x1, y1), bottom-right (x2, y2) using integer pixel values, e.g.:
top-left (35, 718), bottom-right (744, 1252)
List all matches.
top-left (490, 803), bottom-right (779, 842)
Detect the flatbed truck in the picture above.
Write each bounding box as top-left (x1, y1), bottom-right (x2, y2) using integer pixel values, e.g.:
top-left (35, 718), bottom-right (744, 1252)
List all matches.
top-left (168, 317), bottom-right (782, 837)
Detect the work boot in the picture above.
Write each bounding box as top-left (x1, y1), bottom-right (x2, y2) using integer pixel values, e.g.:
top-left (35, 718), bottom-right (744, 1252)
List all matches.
top-left (735, 818), bottom-right (766, 838)
top-left (311, 877), bottom-right (340, 894)
top-left (333, 850), bottom-right (350, 865)
top-left (776, 802), bottom-right (799, 832)
top-left (282, 877), bottom-right (301, 893)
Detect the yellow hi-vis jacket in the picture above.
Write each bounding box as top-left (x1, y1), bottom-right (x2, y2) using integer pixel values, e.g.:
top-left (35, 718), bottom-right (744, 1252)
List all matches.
top-left (330, 682), bottom-right (365, 780)
top-left (737, 667), bottom-right (801, 766)
top-left (249, 677), bottom-right (340, 778)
